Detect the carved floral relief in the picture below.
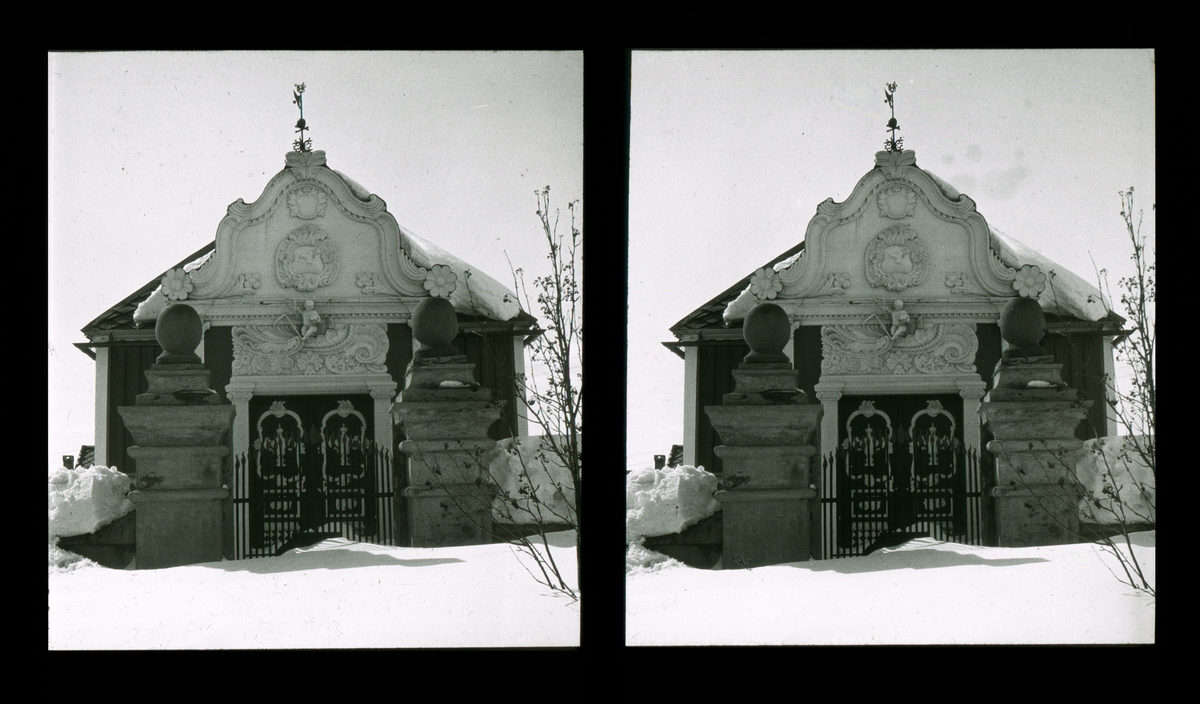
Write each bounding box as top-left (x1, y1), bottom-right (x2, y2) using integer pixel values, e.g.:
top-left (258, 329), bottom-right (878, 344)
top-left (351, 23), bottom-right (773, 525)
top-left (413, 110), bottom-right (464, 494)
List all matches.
top-left (355, 271), bottom-right (388, 295)
top-left (864, 224), bottom-right (929, 292)
top-left (235, 273), bottom-right (262, 295)
top-left (823, 272), bottom-right (851, 295)
top-left (275, 225), bottom-right (339, 292)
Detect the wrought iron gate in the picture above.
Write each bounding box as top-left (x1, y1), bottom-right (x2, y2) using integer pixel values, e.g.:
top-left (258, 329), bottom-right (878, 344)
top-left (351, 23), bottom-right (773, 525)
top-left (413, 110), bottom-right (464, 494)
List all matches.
top-left (231, 395), bottom-right (396, 559)
top-left (820, 394), bottom-right (984, 557)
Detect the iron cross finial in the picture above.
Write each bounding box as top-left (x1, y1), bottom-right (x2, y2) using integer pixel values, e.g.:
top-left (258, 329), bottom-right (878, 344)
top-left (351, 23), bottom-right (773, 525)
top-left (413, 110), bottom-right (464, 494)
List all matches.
top-left (292, 83), bottom-right (313, 153)
top-left (883, 82), bottom-right (903, 153)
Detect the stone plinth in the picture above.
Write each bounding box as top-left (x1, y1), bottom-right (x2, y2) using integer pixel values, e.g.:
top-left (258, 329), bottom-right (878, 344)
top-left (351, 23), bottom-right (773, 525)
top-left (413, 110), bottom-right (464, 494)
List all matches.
top-left (705, 362), bottom-right (823, 568)
top-left (981, 359), bottom-right (1091, 547)
top-left (394, 359), bottom-right (503, 547)
top-left (117, 303), bottom-right (234, 569)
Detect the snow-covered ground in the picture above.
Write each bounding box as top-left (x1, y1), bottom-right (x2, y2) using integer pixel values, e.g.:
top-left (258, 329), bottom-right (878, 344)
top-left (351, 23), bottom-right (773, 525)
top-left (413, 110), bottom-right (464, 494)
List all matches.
top-left (50, 531), bottom-right (578, 649)
top-left (626, 532), bottom-right (1154, 645)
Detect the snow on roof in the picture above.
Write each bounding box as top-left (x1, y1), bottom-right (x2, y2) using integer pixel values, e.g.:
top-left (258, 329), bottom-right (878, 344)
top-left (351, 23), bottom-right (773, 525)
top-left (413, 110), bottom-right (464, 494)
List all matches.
top-left (401, 228), bottom-right (523, 321)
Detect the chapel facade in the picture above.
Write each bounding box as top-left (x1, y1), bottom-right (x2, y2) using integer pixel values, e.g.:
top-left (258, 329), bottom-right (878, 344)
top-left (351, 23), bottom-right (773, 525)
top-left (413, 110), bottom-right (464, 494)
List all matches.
top-left (666, 149), bottom-right (1123, 557)
top-left (79, 149), bottom-right (535, 555)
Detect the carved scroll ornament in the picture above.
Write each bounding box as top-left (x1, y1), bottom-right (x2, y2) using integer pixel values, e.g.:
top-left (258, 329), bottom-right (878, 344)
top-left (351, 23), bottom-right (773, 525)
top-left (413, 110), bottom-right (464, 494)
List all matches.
top-left (232, 323), bottom-right (388, 376)
top-left (821, 321), bottom-right (977, 376)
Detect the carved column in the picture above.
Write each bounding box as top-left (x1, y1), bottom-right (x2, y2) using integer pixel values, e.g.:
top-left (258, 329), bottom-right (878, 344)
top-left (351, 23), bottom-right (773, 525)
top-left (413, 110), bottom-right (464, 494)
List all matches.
top-left (225, 389), bottom-right (253, 460)
top-left (980, 298), bottom-right (1090, 547)
top-left (813, 384), bottom-right (842, 559)
top-left (705, 303), bottom-right (823, 568)
top-left (393, 297), bottom-right (502, 547)
top-left (119, 304), bottom-right (235, 569)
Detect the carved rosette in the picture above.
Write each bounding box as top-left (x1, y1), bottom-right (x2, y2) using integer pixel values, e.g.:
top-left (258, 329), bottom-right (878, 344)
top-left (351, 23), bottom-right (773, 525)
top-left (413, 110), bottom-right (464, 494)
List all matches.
top-left (821, 322), bottom-right (977, 376)
top-left (231, 323), bottom-right (388, 376)
top-left (865, 224), bottom-right (929, 292)
top-left (161, 268), bottom-right (194, 301)
top-left (749, 267), bottom-right (783, 300)
top-left (1012, 264), bottom-right (1047, 299)
top-left (423, 264), bottom-right (458, 298)
top-left (876, 185), bottom-right (918, 219)
top-left (286, 185), bottom-right (329, 219)
top-left (276, 224), bottom-right (339, 292)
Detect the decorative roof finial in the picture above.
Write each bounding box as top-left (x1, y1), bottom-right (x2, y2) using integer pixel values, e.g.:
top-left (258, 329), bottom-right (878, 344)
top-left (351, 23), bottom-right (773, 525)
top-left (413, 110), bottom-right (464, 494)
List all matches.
top-left (883, 82), bottom-right (903, 153)
top-left (292, 83), bottom-right (313, 153)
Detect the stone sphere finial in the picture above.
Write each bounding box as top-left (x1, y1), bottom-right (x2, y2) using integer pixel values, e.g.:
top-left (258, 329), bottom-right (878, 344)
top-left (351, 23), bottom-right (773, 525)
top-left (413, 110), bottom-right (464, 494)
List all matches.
top-left (999, 296), bottom-right (1047, 359)
top-left (412, 296), bottom-right (460, 360)
top-left (742, 302), bottom-right (791, 364)
top-left (155, 303), bottom-right (203, 365)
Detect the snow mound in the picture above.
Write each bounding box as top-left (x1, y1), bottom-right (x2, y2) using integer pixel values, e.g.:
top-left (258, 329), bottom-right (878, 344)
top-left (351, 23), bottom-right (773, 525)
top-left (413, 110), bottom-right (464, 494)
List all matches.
top-left (1076, 435), bottom-right (1155, 525)
top-left (487, 436), bottom-right (577, 525)
top-left (49, 464), bottom-right (134, 538)
top-left (626, 537), bottom-right (683, 575)
top-left (626, 464), bottom-right (721, 542)
top-left (49, 538), bottom-right (98, 574)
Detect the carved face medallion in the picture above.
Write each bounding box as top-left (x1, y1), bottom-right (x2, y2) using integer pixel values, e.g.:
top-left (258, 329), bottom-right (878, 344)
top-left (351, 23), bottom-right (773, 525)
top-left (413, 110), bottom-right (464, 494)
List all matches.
top-left (865, 224), bottom-right (928, 292)
top-left (276, 225), bottom-right (339, 292)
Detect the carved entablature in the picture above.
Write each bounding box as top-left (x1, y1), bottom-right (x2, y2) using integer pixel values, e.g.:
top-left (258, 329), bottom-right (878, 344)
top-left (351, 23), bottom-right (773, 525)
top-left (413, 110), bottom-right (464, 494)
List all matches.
top-left (747, 151), bottom-right (1018, 307)
top-left (231, 322), bottom-right (388, 376)
top-left (184, 151), bottom-right (434, 301)
top-left (820, 321), bottom-right (978, 376)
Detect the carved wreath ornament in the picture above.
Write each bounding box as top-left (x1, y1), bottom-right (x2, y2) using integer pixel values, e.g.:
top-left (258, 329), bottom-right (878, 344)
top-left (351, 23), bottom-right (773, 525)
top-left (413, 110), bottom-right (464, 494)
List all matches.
top-left (864, 224), bottom-right (929, 292)
top-left (276, 225), bottom-right (339, 292)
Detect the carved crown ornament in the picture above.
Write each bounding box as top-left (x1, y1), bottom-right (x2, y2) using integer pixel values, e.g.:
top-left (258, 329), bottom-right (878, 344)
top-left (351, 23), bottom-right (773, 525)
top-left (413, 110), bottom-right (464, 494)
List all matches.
top-left (286, 185), bottom-right (329, 219)
top-left (821, 320), bottom-right (978, 376)
top-left (864, 224), bottom-right (930, 292)
top-left (276, 224), bottom-right (339, 292)
top-left (231, 322), bottom-right (388, 377)
top-left (877, 185), bottom-right (918, 219)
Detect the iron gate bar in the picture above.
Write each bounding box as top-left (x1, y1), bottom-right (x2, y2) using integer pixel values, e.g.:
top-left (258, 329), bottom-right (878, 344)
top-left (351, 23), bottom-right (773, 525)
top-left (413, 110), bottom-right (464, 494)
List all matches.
top-left (231, 443), bottom-right (396, 560)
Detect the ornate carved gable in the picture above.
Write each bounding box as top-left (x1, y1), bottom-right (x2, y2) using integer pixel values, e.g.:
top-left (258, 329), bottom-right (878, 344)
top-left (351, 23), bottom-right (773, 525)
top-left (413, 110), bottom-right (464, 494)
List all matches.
top-left (184, 151), bottom-right (431, 304)
top-left (772, 151), bottom-right (1016, 302)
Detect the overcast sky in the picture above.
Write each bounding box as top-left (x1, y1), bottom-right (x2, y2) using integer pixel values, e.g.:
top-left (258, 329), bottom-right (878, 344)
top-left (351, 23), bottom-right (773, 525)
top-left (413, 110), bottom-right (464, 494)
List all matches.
top-left (48, 51), bottom-right (582, 465)
top-left (628, 49), bottom-right (1155, 471)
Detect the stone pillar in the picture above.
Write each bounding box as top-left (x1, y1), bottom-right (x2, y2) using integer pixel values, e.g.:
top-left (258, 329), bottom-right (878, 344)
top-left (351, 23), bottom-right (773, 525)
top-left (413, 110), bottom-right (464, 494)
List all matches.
top-left (980, 297), bottom-right (1091, 547)
top-left (705, 303), bottom-right (823, 568)
top-left (118, 304), bottom-right (235, 568)
top-left (393, 297), bottom-right (503, 547)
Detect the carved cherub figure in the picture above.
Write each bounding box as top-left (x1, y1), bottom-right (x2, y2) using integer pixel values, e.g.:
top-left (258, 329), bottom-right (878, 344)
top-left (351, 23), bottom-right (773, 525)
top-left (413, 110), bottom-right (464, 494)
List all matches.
top-left (300, 299), bottom-right (321, 340)
top-left (889, 299), bottom-right (911, 339)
